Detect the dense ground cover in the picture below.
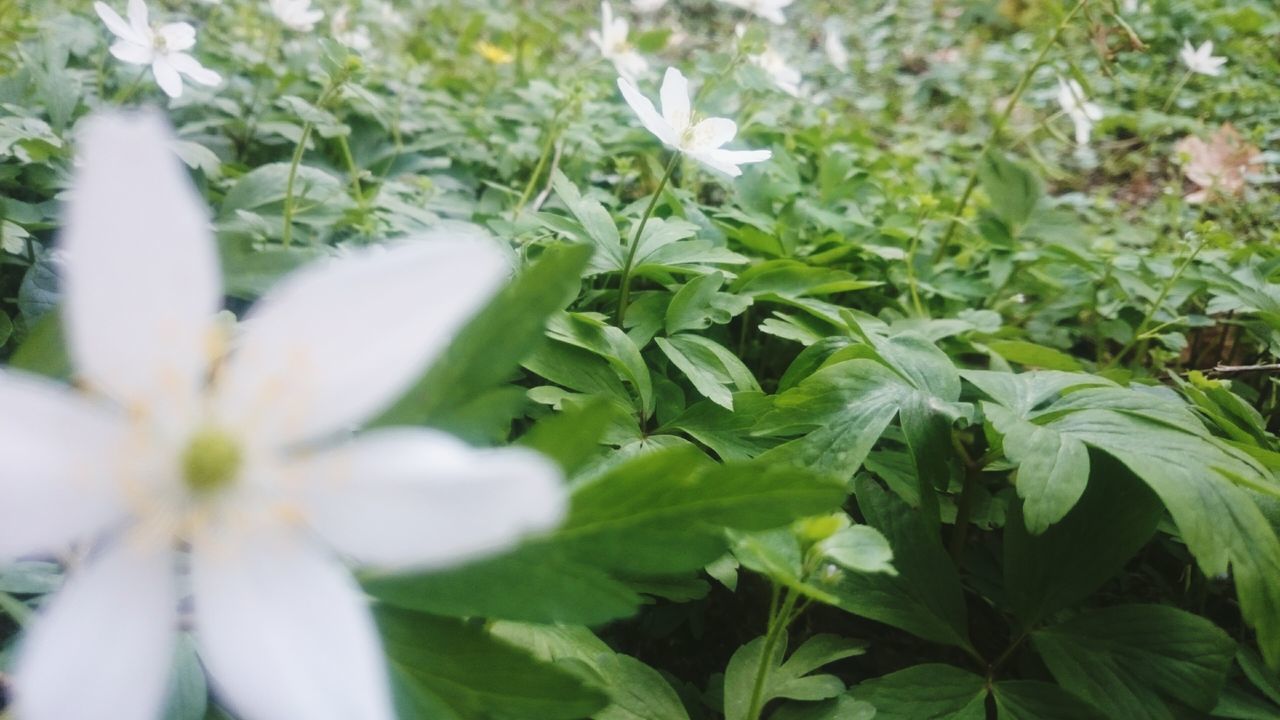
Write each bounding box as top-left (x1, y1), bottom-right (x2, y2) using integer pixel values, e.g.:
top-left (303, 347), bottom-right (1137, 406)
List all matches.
top-left (1, 0), bottom-right (1279, 718)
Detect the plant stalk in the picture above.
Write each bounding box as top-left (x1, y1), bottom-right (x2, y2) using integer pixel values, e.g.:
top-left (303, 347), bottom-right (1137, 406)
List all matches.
top-left (617, 152), bottom-right (680, 324)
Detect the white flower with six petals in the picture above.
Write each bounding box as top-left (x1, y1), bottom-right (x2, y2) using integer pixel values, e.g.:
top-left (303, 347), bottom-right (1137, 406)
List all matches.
top-left (589, 2), bottom-right (649, 82)
top-left (3, 112), bottom-right (567, 720)
top-left (617, 67), bottom-right (772, 177)
top-left (94, 0), bottom-right (221, 99)
top-left (1179, 40), bottom-right (1226, 77)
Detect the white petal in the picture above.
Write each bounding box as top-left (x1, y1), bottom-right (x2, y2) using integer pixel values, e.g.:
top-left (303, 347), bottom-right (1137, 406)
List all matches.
top-left (698, 147), bottom-right (772, 177)
top-left (157, 22), bottom-right (196, 51)
top-left (109, 40), bottom-right (154, 65)
top-left (12, 540), bottom-right (177, 720)
top-left (659, 66), bottom-right (691, 132)
top-left (687, 117), bottom-right (737, 152)
top-left (191, 526), bottom-right (394, 720)
top-left (293, 428), bottom-right (567, 569)
top-left (213, 237), bottom-right (508, 445)
top-left (690, 150), bottom-right (743, 177)
top-left (126, 0), bottom-right (150, 39)
top-left (61, 112), bottom-right (218, 423)
top-left (618, 76), bottom-right (676, 146)
top-left (169, 52), bottom-right (222, 86)
top-left (94, 2), bottom-right (141, 43)
top-left (152, 57), bottom-right (184, 97)
top-left (0, 371), bottom-right (127, 559)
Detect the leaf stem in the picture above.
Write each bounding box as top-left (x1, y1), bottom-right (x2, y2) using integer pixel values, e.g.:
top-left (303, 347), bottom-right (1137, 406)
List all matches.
top-left (617, 152), bottom-right (680, 325)
top-left (1161, 69), bottom-right (1192, 113)
top-left (933, 0), bottom-right (1089, 263)
top-left (281, 78), bottom-right (347, 248)
top-left (1104, 226), bottom-right (1209, 369)
top-left (745, 588), bottom-right (799, 720)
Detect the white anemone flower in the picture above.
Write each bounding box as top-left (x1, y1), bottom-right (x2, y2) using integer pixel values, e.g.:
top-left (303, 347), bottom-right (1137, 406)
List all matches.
top-left (1180, 40), bottom-right (1226, 77)
top-left (824, 27), bottom-right (849, 70)
top-left (270, 0), bottom-right (324, 32)
top-left (1056, 77), bottom-right (1103, 146)
top-left (589, 2), bottom-right (649, 82)
top-left (751, 46), bottom-right (803, 97)
top-left (94, 0), bottom-right (221, 99)
top-left (716, 0), bottom-right (793, 25)
top-left (617, 67), bottom-right (772, 177)
top-left (3, 112), bottom-right (566, 720)
top-left (331, 6), bottom-right (372, 51)
top-left (632, 0), bottom-right (667, 12)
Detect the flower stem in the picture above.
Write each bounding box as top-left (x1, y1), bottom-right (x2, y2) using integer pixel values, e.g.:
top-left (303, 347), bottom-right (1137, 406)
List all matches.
top-left (932, 0), bottom-right (1089, 263)
top-left (281, 78), bottom-right (347, 248)
top-left (110, 67), bottom-right (149, 105)
top-left (1161, 70), bottom-right (1192, 113)
top-left (514, 111), bottom-right (564, 218)
top-left (617, 152), bottom-right (680, 325)
top-left (745, 588), bottom-right (799, 720)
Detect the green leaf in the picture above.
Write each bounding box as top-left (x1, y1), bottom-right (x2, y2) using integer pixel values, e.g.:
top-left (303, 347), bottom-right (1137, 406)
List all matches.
top-left (723, 634), bottom-right (865, 720)
top-left (162, 635), bottom-right (208, 720)
top-left (8, 310), bottom-right (70, 379)
top-left (979, 150), bottom-right (1041, 228)
top-left (769, 696), bottom-right (876, 720)
top-left (1003, 453), bottom-right (1163, 626)
top-left (817, 525), bottom-right (896, 575)
top-left (987, 403), bottom-right (1090, 534)
top-left (657, 334), bottom-right (759, 410)
top-left (559, 446), bottom-right (847, 575)
top-left (985, 339), bottom-right (1083, 372)
top-left (548, 170), bottom-right (624, 271)
top-left (375, 243), bottom-right (591, 428)
top-left (548, 312), bottom-right (655, 418)
top-left (489, 623), bottom-right (692, 720)
top-left (377, 606), bottom-right (609, 720)
top-left (849, 664), bottom-right (987, 719)
top-left (829, 477), bottom-right (972, 651)
top-left (1032, 604), bottom-right (1236, 720)
top-left (992, 681), bottom-right (1105, 720)
top-left (665, 272), bottom-right (751, 335)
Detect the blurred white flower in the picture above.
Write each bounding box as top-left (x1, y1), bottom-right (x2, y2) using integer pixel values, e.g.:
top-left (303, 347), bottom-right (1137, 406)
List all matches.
top-left (751, 46), bottom-right (802, 97)
top-left (589, 2), bottom-right (649, 82)
top-left (270, 0), bottom-right (324, 32)
top-left (1180, 40), bottom-right (1226, 77)
top-left (717, 0), bottom-right (793, 25)
top-left (824, 27), bottom-right (849, 70)
top-left (618, 67), bottom-right (772, 177)
top-left (632, 0), bottom-right (667, 12)
top-left (1056, 77), bottom-right (1103, 146)
top-left (331, 6), bottom-right (371, 51)
top-left (3, 112), bottom-right (566, 720)
top-left (93, 0), bottom-right (221, 99)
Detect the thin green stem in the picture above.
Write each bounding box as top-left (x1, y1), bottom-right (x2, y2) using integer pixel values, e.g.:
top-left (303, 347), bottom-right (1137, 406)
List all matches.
top-left (1105, 228), bottom-right (1209, 370)
top-left (617, 153), bottom-right (680, 325)
top-left (336, 134), bottom-right (366, 209)
top-left (745, 589), bottom-right (799, 720)
top-left (514, 113), bottom-right (563, 218)
top-left (0, 589), bottom-right (29, 624)
top-left (933, 0), bottom-right (1089, 263)
top-left (280, 122), bottom-right (314, 249)
top-left (110, 67), bottom-right (149, 105)
top-left (1161, 70), bottom-right (1192, 113)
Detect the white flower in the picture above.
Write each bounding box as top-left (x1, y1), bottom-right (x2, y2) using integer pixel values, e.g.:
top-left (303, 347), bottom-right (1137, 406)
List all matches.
top-left (1180, 40), bottom-right (1226, 77)
top-left (825, 27), bottom-right (849, 70)
top-left (631, 0), bottom-right (667, 12)
top-left (331, 6), bottom-right (371, 51)
top-left (589, 2), bottom-right (649, 82)
top-left (1056, 77), bottom-right (1103, 146)
top-left (270, 0), bottom-right (324, 32)
top-left (618, 67), bottom-right (772, 177)
top-left (3, 112), bottom-right (566, 720)
top-left (716, 0), bottom-right (793, 25)
top-left (93, 0), bottom-right (221, 99)
top-left (751, 46), bottom-right (802, 97)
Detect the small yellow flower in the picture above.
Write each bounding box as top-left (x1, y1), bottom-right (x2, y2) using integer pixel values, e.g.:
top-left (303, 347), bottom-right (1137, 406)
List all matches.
top-left (475, 40), bottom-right (514, 64)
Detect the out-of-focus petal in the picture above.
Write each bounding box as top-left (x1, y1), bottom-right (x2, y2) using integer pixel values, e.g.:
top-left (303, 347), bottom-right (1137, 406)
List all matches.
top-left (618, 76), bottom-right (676, 146)
top-left (213, 237), bottom-right (508, 446)
top-left (291, 428), bottom-right (566, 569)
top-left (152, 57), bottom-right (184, 97)
top-left (126, 0), bottom-right (151, 39)
top-left (688, 117), bottom-right (737, 152)
top-left (0, 371), bottom-right (127, 559)
top-left (60, 112), bottom-right (218, 423)
top-left (12, 539), bottom-right (177, 720)
top-left (109, 40), bottom-right (154, 65)
top-left (698, 147), bottom-right (772, 177)
top-left (169, 53), bottom-right (222, 86)
top-left (94, 2), bottom-right (142, 43)
top-left (659, 66), bottom-right (691, 132)
top-left (191, 525), bottom-right (394, 720)
top-left (157, 22), bottom-right (196, 51)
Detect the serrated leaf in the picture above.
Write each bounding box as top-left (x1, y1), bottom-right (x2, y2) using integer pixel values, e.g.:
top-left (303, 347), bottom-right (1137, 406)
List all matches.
top-left (849, 664), bottom-right (987, 719)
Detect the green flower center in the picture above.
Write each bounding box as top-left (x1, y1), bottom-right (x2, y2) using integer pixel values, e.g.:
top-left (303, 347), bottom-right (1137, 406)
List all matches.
top-left (181, 428), bottom-right (242, 495)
